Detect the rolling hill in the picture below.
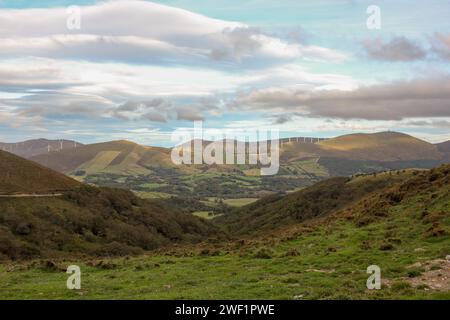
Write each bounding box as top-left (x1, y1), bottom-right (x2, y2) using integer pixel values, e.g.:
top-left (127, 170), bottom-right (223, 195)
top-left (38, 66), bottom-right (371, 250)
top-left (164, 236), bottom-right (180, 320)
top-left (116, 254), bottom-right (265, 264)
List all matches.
top-left (281, 132), bottom-right (443, 162)
top-left (0, 150), bottom-right (80, 194)
top-left (29, 140), bottom-right (175, 175)
top-left (0, 139), bottom-right (82, 158)
top-left (0, 151), bottom-right (220, 260)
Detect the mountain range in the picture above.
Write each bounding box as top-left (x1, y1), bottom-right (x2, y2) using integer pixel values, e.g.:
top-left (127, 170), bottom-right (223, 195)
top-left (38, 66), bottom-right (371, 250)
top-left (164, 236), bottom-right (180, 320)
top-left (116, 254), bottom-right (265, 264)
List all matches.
top-left (5, 132), bottom-right (446, 199)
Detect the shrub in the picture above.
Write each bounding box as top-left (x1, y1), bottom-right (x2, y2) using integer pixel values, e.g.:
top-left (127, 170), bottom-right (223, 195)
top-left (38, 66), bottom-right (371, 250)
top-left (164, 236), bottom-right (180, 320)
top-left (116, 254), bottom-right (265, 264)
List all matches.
top-left (283, 248), bottom-right (300, 257)
top-left (407, 268), bottom-right (423, 278)
top-left (379, 242), bottom-right (394, 251)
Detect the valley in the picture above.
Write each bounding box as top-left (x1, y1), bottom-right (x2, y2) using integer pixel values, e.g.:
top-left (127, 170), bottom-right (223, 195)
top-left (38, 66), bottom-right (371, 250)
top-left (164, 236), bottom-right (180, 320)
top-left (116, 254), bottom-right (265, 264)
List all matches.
top-left (0, 132), bottom-right (448, 300)
top-left (2, 0), bottom-right (449, 304)
top-left (15, 132), bottom-right (449, 201)
top-left (0, 164), bottom-right (448, 299)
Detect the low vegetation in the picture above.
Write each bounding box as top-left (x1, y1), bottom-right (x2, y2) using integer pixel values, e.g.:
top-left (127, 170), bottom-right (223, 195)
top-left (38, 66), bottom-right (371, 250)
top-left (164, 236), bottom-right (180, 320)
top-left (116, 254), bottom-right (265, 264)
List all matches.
top-left (0, 185), bottom-right (221, 260)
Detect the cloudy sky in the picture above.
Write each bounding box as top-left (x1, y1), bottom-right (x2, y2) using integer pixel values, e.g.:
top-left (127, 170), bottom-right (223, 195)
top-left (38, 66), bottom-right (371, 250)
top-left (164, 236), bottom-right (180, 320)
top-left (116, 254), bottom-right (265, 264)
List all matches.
top-left (0, 0), bottom-right (450, 145)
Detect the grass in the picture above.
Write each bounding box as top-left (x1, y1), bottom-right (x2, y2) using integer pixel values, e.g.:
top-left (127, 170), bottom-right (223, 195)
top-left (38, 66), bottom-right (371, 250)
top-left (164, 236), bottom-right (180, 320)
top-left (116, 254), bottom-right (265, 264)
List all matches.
top-left (192, 211), bottom-right (219, 220)
top-left (78, 151), bottom-right (121, 175)
top-left (139, 183), bottom-right (169, 190)
top-left (133, 191), bottom-right (173, 199)
top-left (223, 198), bottom-right (258, 207)
top-left (1, 192), bottom-right (448, 300)
top-left (282, 158), bottom-right (329, 178)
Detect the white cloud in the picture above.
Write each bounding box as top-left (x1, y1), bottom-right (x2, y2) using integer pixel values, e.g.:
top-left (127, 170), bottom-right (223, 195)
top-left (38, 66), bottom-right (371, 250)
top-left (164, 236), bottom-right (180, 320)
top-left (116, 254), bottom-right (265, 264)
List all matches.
top-left (0, 0), bottom-right (358, 142)
top-left (0, 1), bottom-right (347, 68)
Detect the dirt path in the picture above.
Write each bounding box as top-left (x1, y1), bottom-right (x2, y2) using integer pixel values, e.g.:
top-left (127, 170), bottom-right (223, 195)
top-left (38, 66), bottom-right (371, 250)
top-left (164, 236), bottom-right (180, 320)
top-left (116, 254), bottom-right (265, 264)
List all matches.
top-left (384, 258), bottom-right (450, 291)
top-left (0, 193), bottom-right (63, 198)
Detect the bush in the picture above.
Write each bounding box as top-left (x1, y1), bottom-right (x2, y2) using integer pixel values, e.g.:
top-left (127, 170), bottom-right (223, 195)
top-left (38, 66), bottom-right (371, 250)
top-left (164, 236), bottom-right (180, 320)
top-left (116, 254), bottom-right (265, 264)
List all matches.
top-left (379, 242), bottom-right (394, 251)
top-left (407, 268), bottom-right (423, 278)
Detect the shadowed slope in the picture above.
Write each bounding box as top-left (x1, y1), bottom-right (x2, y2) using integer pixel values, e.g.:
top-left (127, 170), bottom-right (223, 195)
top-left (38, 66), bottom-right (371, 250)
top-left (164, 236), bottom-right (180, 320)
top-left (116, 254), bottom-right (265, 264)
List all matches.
top-left (0, 150), bottom-right (80, 194)
top-left (436, 140), bottom-right (450, 153)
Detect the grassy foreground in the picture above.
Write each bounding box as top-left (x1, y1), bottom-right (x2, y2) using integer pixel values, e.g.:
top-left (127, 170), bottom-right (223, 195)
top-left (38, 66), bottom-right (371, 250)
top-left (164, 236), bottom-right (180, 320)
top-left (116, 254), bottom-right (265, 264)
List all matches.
top-left (1, 195), bottom-right (448, 300)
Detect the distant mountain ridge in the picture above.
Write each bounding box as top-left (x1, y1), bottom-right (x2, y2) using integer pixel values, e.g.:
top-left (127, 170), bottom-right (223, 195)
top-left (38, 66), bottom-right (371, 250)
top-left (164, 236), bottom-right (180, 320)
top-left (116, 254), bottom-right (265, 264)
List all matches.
top-left (0, 138), bottom-right (82, 158)
top-left (4, 132), bottom-right (448, 163)
top-left (6, 131), bottom-right (450, 198)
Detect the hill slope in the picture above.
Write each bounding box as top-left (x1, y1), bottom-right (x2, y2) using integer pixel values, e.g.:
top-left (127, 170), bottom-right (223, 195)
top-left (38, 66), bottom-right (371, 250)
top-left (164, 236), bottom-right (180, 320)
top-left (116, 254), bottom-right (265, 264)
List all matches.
top-left (0, 152), bottom-right (220, 260)
top-left (0, 150), bottom-right (80, 194)
top-left (436, 140), bottom-right (450, 153)
top-left (218, 165), bottom-right (450, 235)
top-left (0, 186), bottom-right (220, 260)
top-left (281, 132), bottom-right (443, 162)
top-left (29, 140), bottom-right (175, 175)
top-left (0, 139), bottom-right (82, 158)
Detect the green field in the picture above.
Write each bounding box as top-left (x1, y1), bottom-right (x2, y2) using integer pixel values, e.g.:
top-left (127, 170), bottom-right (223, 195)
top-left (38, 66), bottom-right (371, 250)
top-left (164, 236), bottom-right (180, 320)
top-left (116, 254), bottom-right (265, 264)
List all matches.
top-left (192, 211), bottom-right (219, 220)
top-left (223, 198), bottom-right (258, 207)
top-left (133, 191), bottom-right (173, 199)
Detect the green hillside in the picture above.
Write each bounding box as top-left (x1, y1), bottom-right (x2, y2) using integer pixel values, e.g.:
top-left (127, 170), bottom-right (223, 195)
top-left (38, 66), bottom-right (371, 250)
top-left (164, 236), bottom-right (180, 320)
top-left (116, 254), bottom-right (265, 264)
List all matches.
top-left (0, 186), bottom-right (220, 260)
top-left (218, 165), bottom-right (449, 235)
top-left (215, 173), bottom-right (404, 234)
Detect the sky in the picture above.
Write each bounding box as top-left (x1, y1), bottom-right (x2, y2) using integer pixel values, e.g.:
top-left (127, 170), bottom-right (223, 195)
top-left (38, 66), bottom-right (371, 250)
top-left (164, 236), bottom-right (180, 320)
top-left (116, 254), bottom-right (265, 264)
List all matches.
top-left (0, 0), bottom-right (450, 146)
